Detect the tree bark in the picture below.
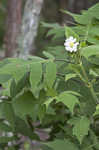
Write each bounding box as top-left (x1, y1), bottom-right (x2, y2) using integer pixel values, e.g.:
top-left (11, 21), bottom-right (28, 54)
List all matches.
top-left (59, 0), bottom-right (94, 25)
top-left (4, 0), bottom-right (22, 57)
top-left (59, 0), bottom-right (67, 24)
top-left (59, 0), bottom-right (75, 25)
top-left (18, 0), bottom-right (44, 59)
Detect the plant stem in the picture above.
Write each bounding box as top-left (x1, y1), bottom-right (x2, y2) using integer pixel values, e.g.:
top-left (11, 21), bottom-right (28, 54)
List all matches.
top-left (26, 115), bottom-right (34, 132)
top-left (80, 62), bottom-right (89, 82)
top-left (54, 59), bottom-right (74, 64)
top-left (80, 62), bottom-right (99, 104)
top-left (90, 84), bottom-right (99, 104)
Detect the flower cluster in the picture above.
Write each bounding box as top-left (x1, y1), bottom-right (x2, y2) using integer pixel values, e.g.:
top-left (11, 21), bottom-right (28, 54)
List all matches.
top-left (64, 36), bottom-right (79, 53)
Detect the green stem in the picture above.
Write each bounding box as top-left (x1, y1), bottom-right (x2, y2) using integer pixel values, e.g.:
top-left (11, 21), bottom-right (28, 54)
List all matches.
top-left (26, 115), bottom-right (34, 132)
top-left (80, 62), bottom-right (99, 104)
top-left (54, 59), bottom-right (74, 64)
top-left (80, 62), bottom-right (89, 82)
top-left (84, 21), bottom-right (91, 42)
top-left (90, 84), bottom-right (99, 104)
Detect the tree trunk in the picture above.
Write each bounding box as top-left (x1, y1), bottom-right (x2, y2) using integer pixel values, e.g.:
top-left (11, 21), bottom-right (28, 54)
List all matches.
top-left (4, 0), bottom-right (22, 57)
top-left (59, 0), bottom-right (94, 25)
top-left (73, 0), bottom-right (89, 13)
top-left (59, 0), bottom-right (67, 24)
top-left (59, 0), bottom-right (75, 25)
top-left (18, 0), bottom-right (44, 59)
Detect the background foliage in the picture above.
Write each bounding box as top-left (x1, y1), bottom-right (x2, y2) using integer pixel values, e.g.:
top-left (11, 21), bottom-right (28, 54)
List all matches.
top-left (0, 2), bottom-right (99, 150)
top-left (0, 1), bottom-right (99, 150)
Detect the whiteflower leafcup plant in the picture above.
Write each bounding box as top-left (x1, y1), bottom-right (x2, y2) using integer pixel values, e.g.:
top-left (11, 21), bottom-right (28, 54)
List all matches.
top-left (64, 36), bottom-right (79, 52)
top-left (0, 3), bottom-right (99, 150)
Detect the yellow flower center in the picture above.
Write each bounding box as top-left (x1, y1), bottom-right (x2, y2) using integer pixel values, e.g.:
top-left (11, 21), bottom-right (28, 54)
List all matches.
top-left (69, 42), bottom-right (74, 48)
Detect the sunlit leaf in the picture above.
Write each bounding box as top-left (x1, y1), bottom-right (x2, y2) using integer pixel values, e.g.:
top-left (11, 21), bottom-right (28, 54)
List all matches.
top-left (73, 116), bottom-right (90, 144)
top-left (57, 92), bottom-right (79, 113)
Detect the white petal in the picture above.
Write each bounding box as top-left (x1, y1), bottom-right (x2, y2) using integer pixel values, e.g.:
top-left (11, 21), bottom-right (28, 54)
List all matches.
top-left (66, 46), bottom-right (73, 52)
top-left (69, 36), bottom-right (74, 40)
top-left (64, 42), bottom-right (70, 47)
top-left (65, 46), bottom-right (70, 51)
top-left (73, 48), bottom-right (77, 52)
top-left (72, 46), bottom-right (77, 52)
top-left (64, 37), bottom-right (79, 53)
top-left (65, 36), bottom-right (73, 43)
top-left (65, 39), bottom-right (70, 43)
top-left (65, 47), bottom-right (69, 51)
top-left (70, 48), bottom-right (74, 52)
top-left (75, 42), bottom-right (79, 46)
top-left (72, 38), bottom-right (76, 42)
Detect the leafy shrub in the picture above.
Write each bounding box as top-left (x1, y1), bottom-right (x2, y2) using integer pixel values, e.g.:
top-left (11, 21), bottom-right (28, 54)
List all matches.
top-left (0, 3), bottom-right (99, 150)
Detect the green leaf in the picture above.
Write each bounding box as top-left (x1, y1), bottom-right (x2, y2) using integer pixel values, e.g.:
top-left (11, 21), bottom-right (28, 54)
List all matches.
top-left (64, 91), bottom-right (81, 97)
top-left (47, 27), bottom-right (65, 40)
top-left (88, 3), bottom-right (99, 19)
top-left (10, 79), bottom-right (16, 97)
top-left (68, 64), bottom-right (82, 78)
top-left (87, 35), bottom-right (99, 45)
top-left (0, 122), bottom-right (12, 132)
top-left (0, 60), bottom-right (28, 82)
top-left (65, 73), bottom-right (77, 81)
top-left (43, 51), bottom-right (54, 59)
top-left (41, 22), bottom-right (60, 28)
top-left (61, 10), bottom-right (92, 25)
top-left (81, 45), bottom-right (99, 59)
top-left (57, 92), bottom-right (79, 113)
top-left (90, 130), bottom-right (99, 150)
top-left (41, 145), bottom-right (52, 150)
top-left (68, 117), bottom-right (79, 125)
top-left (44, 97), bottom-right (54, 109)
top-left (12, 91), bottom-right (36, 119)
top-left (46, 88), bottom-right (58, 97)
top-left (81, 136), bottom-right (93, 150)
top-left (73, 116), bottom-right (90, 144)
top-left (0, 103), bottom-right (15, 130)
top-left (89, 55), bottom-right (99, 65)
top-left (0, 58), bottom-right (10, 68)
top-left (0, 74), bottom-right (12, 83)
top-left (65, 26), bottom-right (79, 41)
top-left (38, 105), bottom-right (46, 122)
top-left (14, 116), bottom-right (39, 140)
top-left (10, 72), bottom-right (29, 98)
top-left (28, 56), bottom-right (44, 62)
top-left (0, 137), bottom-right (15, 143)
top-left (93, 104), bottom-right (99, 116)
top-left (46, 106), bottom-right (55, 115)
top-left (44, 61), bottom-right (56, 89)
top-left (45, 139), bottom-right (79, 150)
top-left (30, 62), bottom-right (42, 93)
top-left (89, 69), bottom-right (98, 77)
top-left (8, 147), bottom-right (16, 150)
top-left (47, 46), bottom-right (66, 59)
top-left (1, 79), bottom-right (12, 96)
top-left (89, 25), bottom-right (99, 36)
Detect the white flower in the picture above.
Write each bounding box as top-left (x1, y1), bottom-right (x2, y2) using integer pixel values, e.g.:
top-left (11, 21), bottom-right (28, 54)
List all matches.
top-left (64, 36), bottom-right (79, 52)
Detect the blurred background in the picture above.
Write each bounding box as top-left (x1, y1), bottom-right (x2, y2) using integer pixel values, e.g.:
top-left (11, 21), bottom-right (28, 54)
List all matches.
top-left (0, 0), bottom-right (98, 58)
